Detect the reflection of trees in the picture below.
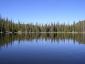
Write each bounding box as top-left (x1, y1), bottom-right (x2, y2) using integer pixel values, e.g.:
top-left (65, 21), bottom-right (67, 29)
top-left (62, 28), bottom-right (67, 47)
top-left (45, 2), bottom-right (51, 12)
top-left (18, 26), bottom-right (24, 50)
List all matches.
top-left (0, 34), bottom-right (15, 48)
top-left (0, 33), bottom-right (85, 48)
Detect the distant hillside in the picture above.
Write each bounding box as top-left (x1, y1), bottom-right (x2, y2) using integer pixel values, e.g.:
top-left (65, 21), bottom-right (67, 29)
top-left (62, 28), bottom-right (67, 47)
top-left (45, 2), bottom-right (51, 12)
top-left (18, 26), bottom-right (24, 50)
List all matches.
top-left (73, 20), bottom-right (85, 32)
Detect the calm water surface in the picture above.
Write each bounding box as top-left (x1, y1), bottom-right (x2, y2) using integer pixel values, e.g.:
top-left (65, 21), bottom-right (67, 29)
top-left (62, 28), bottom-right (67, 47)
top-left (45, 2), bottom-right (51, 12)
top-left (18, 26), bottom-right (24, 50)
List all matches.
top-left (0, 33), bottom-right (85, 64)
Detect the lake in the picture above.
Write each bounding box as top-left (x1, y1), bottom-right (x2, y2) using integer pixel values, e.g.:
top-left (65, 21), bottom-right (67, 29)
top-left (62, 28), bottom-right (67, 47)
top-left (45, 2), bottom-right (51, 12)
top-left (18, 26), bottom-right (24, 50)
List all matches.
top-left (0, 33), bottom-right (85, 64)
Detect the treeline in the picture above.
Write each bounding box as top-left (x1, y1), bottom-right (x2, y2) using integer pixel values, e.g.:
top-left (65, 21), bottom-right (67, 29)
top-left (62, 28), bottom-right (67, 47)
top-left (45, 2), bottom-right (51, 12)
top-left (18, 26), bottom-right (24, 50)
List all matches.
top-left (0, 17), bottom-right (85, 33)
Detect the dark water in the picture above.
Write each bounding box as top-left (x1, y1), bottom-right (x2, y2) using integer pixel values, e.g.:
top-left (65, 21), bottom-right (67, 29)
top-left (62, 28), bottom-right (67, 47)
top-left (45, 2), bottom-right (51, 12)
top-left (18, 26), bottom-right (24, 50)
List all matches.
top-left (0, 33), bottom-right (85, 64)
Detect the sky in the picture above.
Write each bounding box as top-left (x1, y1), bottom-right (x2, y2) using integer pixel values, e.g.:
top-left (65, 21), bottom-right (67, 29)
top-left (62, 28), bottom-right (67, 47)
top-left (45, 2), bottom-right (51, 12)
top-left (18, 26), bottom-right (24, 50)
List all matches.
top-left (0, 0), bottom-right (85, 24)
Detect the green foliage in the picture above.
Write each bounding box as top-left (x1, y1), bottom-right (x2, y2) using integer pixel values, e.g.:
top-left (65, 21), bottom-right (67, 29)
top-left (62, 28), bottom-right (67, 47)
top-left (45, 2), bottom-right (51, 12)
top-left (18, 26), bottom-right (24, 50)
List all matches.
top-left (0, 17), bottom-right (85, 33)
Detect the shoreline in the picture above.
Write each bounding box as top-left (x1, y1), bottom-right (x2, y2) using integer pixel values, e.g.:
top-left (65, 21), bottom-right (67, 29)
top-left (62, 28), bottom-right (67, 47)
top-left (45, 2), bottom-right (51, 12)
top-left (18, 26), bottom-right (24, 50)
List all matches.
top-left (0, 32), bottom-right (85, 34)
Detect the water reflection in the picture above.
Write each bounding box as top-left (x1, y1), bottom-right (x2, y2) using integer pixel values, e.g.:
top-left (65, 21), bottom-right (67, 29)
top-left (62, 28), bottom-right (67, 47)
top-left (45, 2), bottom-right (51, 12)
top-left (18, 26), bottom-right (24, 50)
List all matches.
top-left (0, 33), bottom-right (85, 48)
top-left (0, 33), bottom-right (85, 64)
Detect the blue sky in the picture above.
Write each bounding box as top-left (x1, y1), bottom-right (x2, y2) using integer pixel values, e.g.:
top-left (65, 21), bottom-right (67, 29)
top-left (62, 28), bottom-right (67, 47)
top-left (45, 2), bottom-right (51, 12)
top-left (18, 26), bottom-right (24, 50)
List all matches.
top-left (0, 0), bottom-right (85, 24)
